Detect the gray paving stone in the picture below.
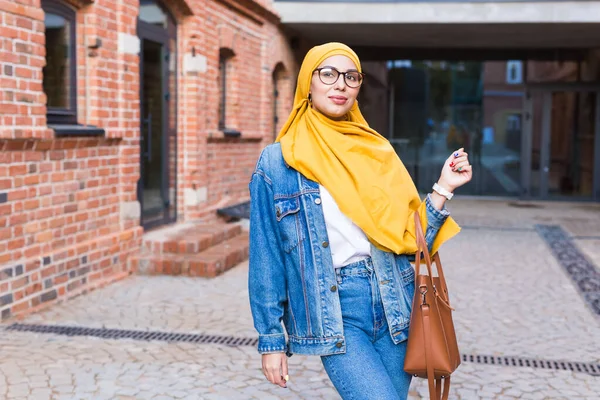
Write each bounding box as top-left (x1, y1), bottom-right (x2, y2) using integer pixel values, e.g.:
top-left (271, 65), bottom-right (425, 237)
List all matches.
top-left (29, 388), bottom-right (52, 399)
top-left (1, 200), bottom-right (599, 399)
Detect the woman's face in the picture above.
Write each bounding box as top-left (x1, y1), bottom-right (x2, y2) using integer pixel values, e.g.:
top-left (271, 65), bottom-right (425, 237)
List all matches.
top-left (309, 55), bottom-right (362, 120)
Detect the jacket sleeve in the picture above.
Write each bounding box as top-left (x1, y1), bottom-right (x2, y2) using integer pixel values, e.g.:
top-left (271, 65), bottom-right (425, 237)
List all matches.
top-left (423, 193), bottom-right (451, 252)
top-left (248, 171), bottom-right (288, 354)
top-left (408, 194), bottom-right (454, 262)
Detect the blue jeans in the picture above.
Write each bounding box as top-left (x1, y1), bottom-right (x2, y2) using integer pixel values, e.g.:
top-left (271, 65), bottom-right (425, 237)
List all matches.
top-left (321, 258), bottom-right (412, 400)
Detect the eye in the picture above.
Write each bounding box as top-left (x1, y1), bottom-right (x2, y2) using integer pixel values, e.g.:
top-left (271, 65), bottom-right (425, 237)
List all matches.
top-left (346, 73), bottom-right (359, 82)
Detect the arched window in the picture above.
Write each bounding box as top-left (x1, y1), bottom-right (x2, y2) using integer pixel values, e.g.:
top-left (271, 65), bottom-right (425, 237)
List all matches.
top-left (42, 0), bottom-right (77, 124)
top-left (218, 48), bottom-right (235, 130)
top-left (139, 0), bottom-right (169, 28)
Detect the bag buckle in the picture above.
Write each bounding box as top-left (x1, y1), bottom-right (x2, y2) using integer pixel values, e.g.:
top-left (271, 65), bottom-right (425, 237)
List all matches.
top-left (419, 285), bottom-right (428, 305)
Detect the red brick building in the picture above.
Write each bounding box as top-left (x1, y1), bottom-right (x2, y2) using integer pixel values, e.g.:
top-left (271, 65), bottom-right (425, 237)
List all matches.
top-left (0, 0), bottom-right (297, 320)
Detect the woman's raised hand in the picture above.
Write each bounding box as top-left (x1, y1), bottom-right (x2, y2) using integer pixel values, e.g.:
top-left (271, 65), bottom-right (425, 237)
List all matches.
top-left (438, 148), bottom-right (473, 192)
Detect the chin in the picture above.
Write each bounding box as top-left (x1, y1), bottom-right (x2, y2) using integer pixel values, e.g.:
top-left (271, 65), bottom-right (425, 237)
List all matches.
top-left (324, 108), bottom-right (350, 120)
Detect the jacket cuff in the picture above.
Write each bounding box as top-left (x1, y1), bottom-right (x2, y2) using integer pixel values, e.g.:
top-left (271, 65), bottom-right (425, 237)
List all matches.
top-left (257, 334), bottom-right (287, 354)
top-left (425, 193), bottom-right (450, 229)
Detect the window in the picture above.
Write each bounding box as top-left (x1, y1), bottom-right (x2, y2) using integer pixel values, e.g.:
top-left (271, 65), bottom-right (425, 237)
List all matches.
top-left (506, 60), bottom-right (523, 85)
top-left (42, 0), bottom-right (77, 125)
top-left (507, 114), bottom-right (521, 131)
top-left (218, 48), bottom-right (234, 131)
top-left (139, 0), bottom-right (168, 28)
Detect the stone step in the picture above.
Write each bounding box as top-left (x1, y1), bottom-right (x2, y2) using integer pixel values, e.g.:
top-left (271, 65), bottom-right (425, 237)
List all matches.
top-left (131, 232), bottom-right (249, 278)
top-left (142, 222), bottom-right (242, 255)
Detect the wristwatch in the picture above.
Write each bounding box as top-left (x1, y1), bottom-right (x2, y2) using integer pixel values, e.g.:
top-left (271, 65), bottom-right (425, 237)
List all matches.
top-left (432, 183), bottom-right (454, 200)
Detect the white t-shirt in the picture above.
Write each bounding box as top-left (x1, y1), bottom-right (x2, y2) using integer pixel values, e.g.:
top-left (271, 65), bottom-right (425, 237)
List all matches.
top-left (319, 185), bottom-right (371, 268)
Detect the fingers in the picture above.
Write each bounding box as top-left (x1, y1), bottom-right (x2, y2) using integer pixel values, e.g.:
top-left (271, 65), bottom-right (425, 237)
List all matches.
top-left (449, 148), bottom-right (470, 172)
top-left (452, 159), bottom-right (470, 172)
top-left (455, 163), bottom-right (473, 174)
top-left (282, 357), bottom-right (289, 384)
top-left (262, 353), bottom-right (288, 388)
top-left (448, 148), bottom-right (466, 160)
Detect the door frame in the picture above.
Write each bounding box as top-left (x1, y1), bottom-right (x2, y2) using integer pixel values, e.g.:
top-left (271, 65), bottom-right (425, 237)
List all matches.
top-left (137, 15), bottom-right (177, 229)
top-left (521, 82), bottom-right (600, 201)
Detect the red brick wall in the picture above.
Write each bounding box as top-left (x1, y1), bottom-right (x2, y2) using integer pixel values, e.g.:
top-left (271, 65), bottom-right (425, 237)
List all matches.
top-left (0, 138), bottom-right (143, 320)
top-left (0, 0), bottom-right (47, 139)
top-left (0, 0), bottom-right (298, 320)
top-left (206, 138), bottom-right (263, 204)
top-left (183, 0), bottom-right (297, 220)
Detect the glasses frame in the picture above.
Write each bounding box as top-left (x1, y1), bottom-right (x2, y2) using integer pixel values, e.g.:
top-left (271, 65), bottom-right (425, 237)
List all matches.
top-left (313, 67), bottom-right (365, 88)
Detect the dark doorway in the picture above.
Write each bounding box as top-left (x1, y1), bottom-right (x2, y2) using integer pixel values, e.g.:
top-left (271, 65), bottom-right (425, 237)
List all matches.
top-left (137, 0), bottom-right (177, 229)
top-left (523, 84), bottom-right (600, 201)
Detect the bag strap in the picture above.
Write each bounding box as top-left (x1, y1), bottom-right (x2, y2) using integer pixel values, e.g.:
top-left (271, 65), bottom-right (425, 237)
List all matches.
top-left (415, 212), bottom-right (451, 400)
top-left (413, 213), bottom-right (434, 277)
top-left (414, 213), bottom-right (453, 308)
top-left (433, 252), bottom-right (450, 304)
top-left (421, 302), bottom-right (436, 400)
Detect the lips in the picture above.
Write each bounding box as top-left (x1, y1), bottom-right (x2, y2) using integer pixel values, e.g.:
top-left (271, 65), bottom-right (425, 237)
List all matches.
top-left (329, 96), bottom-right (348, 105)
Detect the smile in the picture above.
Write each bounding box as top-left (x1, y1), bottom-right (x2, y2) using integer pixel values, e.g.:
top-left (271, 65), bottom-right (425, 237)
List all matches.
top-left (329, 96), bottom-right (348, 105)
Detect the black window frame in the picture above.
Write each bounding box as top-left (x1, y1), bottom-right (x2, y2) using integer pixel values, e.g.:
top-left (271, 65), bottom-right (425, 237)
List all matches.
top-left (218, 49), bottom-right (234, 131)
top-left (42, 0), bottom-right (78, 125)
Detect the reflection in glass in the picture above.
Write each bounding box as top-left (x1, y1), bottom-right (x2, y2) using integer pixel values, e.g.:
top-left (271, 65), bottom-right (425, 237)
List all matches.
top-left (168, 37), bottom-right (177, 221)
top-left (529, 92), bottom-right (546, 198)
top-left (548, 92), bottom-right (596, 197)
top-left (139, 0), bottom-right (168, 28)
top-left (139, 8), bottom-right (178, 228)
top-left (43, 13), bottom-right (70, 109)
top-left (142, 40), bottom-right (165, 221)
top-left (387, 61), bottom-right (523, 197)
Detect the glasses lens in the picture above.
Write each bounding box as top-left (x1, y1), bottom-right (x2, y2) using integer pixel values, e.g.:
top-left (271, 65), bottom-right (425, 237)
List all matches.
top-left (345, 72), bottom-right (363, 88)
top-left (319, 68), bottom-right (339, 85)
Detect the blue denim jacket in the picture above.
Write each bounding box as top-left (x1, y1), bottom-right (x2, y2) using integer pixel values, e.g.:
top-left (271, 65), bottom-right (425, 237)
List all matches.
top-left (248, 143), bottom-right (450, 356)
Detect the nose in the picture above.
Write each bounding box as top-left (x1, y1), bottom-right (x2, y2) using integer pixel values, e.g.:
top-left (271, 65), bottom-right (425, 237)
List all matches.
top-left (334, 73), bottom-right (347, 90)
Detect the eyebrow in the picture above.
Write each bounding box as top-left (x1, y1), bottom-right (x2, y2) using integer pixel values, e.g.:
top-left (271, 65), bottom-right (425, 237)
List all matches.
top-left (320, 65), bottom-right (360, 73)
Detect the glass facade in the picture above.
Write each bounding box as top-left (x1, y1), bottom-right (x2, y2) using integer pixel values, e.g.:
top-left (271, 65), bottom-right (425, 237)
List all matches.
top-left (369, 59), bottom-right (599, 199)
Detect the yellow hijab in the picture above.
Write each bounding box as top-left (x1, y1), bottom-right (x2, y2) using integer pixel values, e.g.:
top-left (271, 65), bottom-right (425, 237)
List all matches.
top-left (275, 42), bottom-right (459, 255)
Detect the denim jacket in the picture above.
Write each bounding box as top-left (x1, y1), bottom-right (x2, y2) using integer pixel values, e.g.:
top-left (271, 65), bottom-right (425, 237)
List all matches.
top-left (248, 143), bottom-right (450, 356)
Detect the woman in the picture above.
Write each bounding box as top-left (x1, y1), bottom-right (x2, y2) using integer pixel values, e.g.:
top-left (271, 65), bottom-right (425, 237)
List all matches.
top-left (248, 43), bottom-right (472, 399)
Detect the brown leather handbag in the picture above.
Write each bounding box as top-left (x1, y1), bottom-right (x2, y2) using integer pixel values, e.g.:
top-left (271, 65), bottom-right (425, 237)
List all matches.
top-left (404, 213), bottom-right (461, 400)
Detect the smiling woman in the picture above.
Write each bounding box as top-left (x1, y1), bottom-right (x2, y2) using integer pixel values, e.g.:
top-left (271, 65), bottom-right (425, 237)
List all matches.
top-left (309, 57), bottom-right (364, 120)
top-left (248, 42), bottom-right (472, 400)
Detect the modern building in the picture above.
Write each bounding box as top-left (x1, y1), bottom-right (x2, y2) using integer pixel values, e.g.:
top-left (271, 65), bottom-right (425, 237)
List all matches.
top-left (275, 0), bottom-right (600, 201)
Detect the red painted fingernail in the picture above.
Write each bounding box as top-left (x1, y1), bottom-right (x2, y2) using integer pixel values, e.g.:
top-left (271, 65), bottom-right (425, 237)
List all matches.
top-left (450, 162), bottom-right (455, 167)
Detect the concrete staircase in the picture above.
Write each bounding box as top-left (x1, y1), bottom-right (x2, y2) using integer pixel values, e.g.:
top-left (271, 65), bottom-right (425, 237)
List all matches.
top-left (129, 222), bottom-right (249, 278)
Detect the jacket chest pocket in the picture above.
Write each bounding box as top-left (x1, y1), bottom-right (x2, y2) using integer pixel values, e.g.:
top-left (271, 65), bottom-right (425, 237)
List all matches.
top-left (274, 197), bottom-right (304, 253)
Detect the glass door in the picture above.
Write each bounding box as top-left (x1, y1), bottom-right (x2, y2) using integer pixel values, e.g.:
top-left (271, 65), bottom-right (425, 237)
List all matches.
top-left (526, 91), bottom-right (551, 198)
top-left (524, 85), bottom-right (600, 201)
top-left (140, 39), bottom-right (168, 227)
top-left (548, 91), bottom-right (596, 198)
top-left (137, 0), bottom-right (177, 229)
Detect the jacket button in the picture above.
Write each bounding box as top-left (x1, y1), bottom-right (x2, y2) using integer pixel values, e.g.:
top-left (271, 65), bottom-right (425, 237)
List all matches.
top-left (322, 241), bottom-right (329, 248)
top-left (315, 198), bottom-right (322, 205)
top-left (330, 285), bottom-right (337, 292)
top-left (275, 207), bottom-right (281, 218)
top-left (336, 342), bottom-right (343, 348)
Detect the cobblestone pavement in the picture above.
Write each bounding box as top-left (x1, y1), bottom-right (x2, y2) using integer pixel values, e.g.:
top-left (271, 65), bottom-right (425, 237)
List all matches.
top-left (1, 199), bottom-right (599, 399)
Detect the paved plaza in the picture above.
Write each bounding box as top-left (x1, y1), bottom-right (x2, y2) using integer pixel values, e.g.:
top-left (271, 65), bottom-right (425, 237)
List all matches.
top-left (1, 199), bottom-right (599, 399)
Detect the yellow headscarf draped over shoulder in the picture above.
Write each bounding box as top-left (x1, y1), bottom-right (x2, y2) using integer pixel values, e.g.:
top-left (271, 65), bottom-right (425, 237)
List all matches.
top-left (275, 42), bottom-right (460, 255)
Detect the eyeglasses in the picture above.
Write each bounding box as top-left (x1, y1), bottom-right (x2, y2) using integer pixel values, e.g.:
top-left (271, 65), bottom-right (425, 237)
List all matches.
top-left (313, 67), bottom-right (365, 88)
